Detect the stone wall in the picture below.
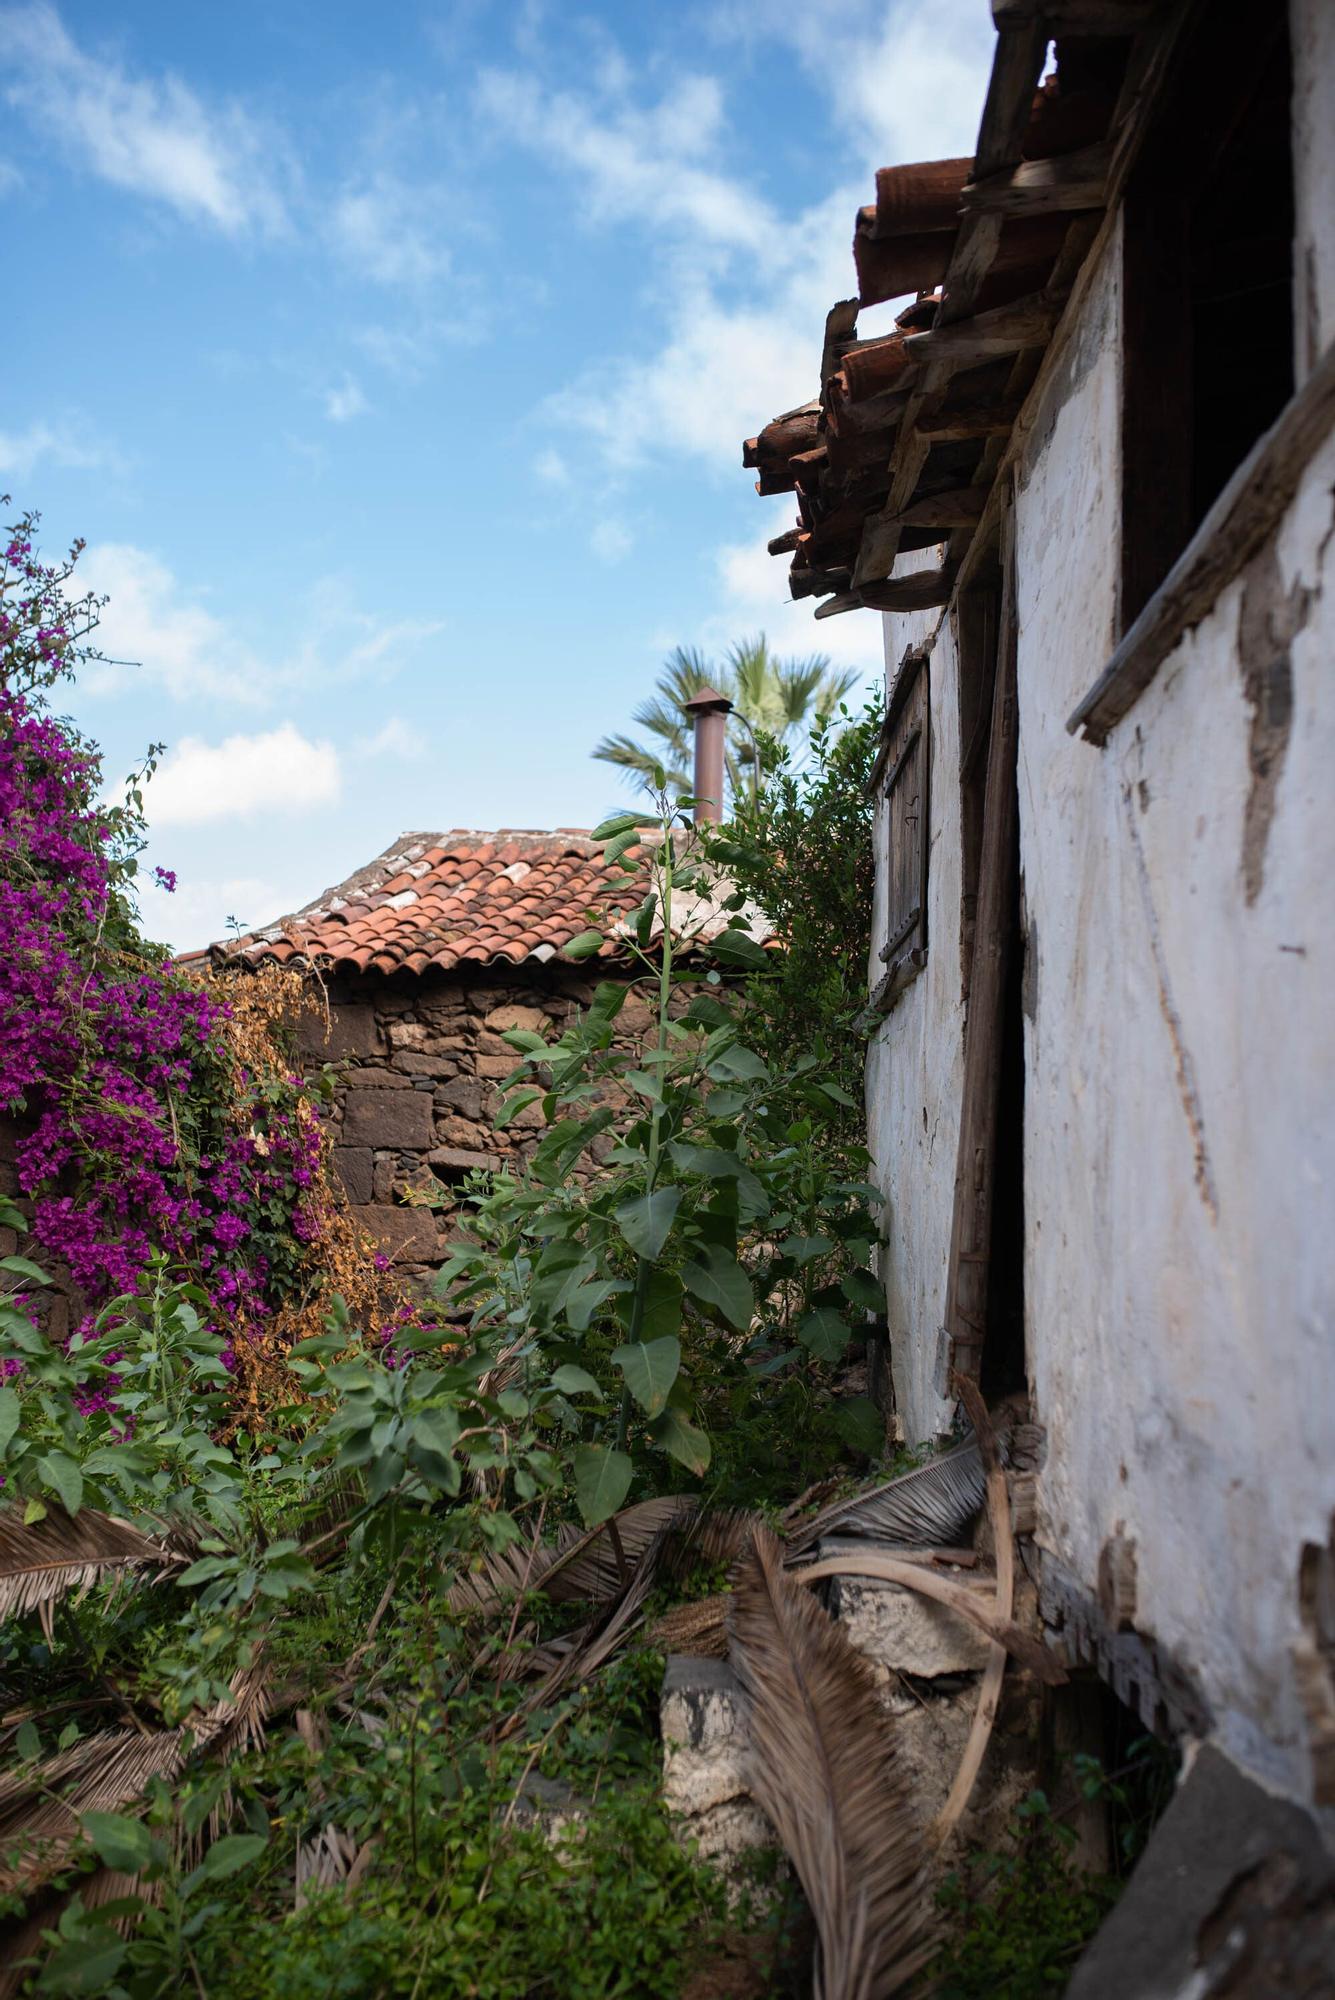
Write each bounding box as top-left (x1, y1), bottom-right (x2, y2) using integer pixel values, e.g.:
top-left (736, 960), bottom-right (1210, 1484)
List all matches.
top-left (300, 964), bottom-right (655, 1293)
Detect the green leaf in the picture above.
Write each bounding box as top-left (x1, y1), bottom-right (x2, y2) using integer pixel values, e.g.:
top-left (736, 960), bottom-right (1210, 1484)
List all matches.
top-left (782, 1234), bottom-right (836, 1266)
top-left (565, 1279), bottom-right (628, 1333)
top-left (190, 1832), bottom-right (267, 1885)
top-left (82, 1811), bottom-right (155, 1874)
top-left (548, 1364), bottom-right (604, 1399)
top-left (841, 1267), bottom-right (883, 1312)
top-left (798, 1307), bottom-right (851, 1365)
top-left (709, 928), bottom-right (769, 968)
top-left (572, 1444), bottom-right (633, 1527)
top-left (16, 1718), bottom-right (40, 1762)
top-left (501, 1028), bottom-right (548, 1055)
top-left (563, 929), bottom-right (605, 961)
top-left (637, 1268), bottom-right (683, 1342)
top-left (0, 1386), bottom-right (20, 1457)
top-left (22, 1496), bottom-right (47, 1525)
top-left (0, 1255), bottom-right (50, 1286)
top-left (707, 1043), bottom-right (769, 1083)
top-left (817, 1080), bottom-right (858, 1107)
top-left (495, 1088), bottom-right (543, 1128)
top-left (610, 1335), bottom-right (680, 1418)
top-left (682, 1245), bottom-right (753, 1331)
top-left (650, 1408), bottom-right (711, 1476)
top-left (591, 811), bottom-right (645, 841)
top-left (614, 1187), bottom-right (681, 1262)
top-left (38, 1452), bottom-right (83, 1517)
top-left (830, 1397), bottom-right (883, 1458)
top-left (176, 1555), bottom-right (235, 1588)
top-left (411, 1406), bottom-right (460, 1459)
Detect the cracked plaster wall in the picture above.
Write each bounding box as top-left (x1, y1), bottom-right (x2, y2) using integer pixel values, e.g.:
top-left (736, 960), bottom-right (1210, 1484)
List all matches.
top-left (870, 194), bottom-right (1335, 1799)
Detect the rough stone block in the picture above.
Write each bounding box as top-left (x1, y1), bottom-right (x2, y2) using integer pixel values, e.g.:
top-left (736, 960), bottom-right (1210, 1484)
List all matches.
top-left (343, 1090), bottom-right (434, 1150)
top-left (435, 1112), bottom-right (494, 1149)
top-left (387, 1021), bottom-right (429, 1050)
top-left (393, 1054), bottom-right (456, 1077)
top-left (345, 1065), bottom-right (410, 1088)
top-left (661, 1656), bottom-right (774, 1872)
top-left (363, 1205), bottom-right (438, 1263)
top-left (333, 1147), bottom-right (374, 1206)
top-left (476, 1054), bottom-right (518, 1079)
top-left (428, 1146), bottom-right (501, 1174)
top-left (483, 1003), bottom-right (550, 1035)
top-left (820, 1538), bottom-right (992, 1676)
top-left (435, 1076), bottom-right (484, 1120)
top-left (297, 1003), bottom-right (381, 1061)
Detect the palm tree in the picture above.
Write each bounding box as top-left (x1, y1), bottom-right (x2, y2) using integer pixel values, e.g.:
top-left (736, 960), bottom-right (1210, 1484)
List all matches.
top-left (593, 637), bottom-right (861, 802)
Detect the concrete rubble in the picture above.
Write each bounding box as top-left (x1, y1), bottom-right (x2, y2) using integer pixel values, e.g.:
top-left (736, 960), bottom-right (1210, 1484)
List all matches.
top-left (661, 1545), bottom-right (1036, 1870)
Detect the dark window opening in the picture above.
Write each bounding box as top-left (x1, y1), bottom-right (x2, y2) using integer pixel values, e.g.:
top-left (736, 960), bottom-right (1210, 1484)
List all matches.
top-left (873, 649), bottom-right (929, 1010)
top-left (1121, 2), bottom-right (1294, 629)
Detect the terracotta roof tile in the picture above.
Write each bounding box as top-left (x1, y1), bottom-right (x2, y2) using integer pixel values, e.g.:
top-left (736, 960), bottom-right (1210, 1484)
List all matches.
top-left (212, 828), bottom-right (765, 978)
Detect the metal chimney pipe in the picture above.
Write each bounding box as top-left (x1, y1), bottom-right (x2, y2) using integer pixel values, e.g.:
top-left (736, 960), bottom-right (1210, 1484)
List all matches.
top-left (682, 686), bottom-right (734, 825)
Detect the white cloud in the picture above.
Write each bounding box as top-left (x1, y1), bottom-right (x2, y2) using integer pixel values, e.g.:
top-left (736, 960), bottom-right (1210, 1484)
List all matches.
top-left (324, 374), bottom-right (369, 423)
top-left (489, 7), bottom-right (992, 477)
top-left (362, 716), bottom-right (427, 761)
top-left (474, 68), bottom-right (770, 253)
top-left (0, 418), bottom-right (115, 480)
top-left (77, 543), bottom-right (445, 705)
top-left (707, 511), bottom-right (885, 681)
top-left (134, 870), bottom-right (307, 954)
top-left (142, 724), bottom-right (341, 828)
top-left (329, 175), bottom-right (451, 287)
top-left (534, 448), bottom-right (569, 487)
top-left (1, 2), bottom-right (287, 233)
top-left (590, 518), bottom-right (633, 564)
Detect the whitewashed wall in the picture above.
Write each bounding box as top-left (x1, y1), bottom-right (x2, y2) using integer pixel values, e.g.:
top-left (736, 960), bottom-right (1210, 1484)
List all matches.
top-left (868, 184), bottom-right (1335, 1797)
top-left (866, 568), bottom-right (963, 1443)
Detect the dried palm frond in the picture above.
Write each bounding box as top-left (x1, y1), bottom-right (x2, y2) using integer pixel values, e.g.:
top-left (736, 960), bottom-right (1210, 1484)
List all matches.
top-left (730, 1528), bottom-right (937, 1999)
top-left (0, 1506), bottom-right (183, 1629)
top-left (447, 1521), bottom-right (587, 1617)
top-left (0, 1727), bottom-right (187, 1897)
top-left (497, 1529), bottom-right (672, 1737)
top-left (934, 1380), bottom-right (1013, 1844)
top-left (649, 1593), bottom-right (730, 1659)
top-left (199, 1656), bottom-right (271, 1760)
top-left (449, 1495), bottom-right (701, 1620)
top-left (295, 1823), bottom-right (360, 1909)
top-left (786, 1436), bottom-right (989, 1555)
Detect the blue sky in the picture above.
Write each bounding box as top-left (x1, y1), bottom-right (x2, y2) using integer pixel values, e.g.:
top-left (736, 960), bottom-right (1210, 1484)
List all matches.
top-left (3, 0), bottom-right (993, 948)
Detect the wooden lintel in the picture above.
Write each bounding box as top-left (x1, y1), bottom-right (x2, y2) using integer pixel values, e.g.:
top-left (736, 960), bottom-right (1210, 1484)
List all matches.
top-left (916, 400), bottom-right (1020, 443)
top-left (904, 294), bottom-right (1059, 369)
top-left (898, 486), bottom-right (989, 529)
top-left (992, 0), bottom-right (1159, 31)
top-left (1068, 338), bottom-right (1335, 744)
top-left (859, 567), bottom-right (955, 613)
top-left (961, 141), bottom-right (1111, 219)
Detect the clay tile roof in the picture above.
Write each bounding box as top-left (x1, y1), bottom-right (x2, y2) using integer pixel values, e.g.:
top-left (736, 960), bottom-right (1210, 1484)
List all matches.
top-left (745, 18), bottom-right (1139, 619)
top-left (210, 828), bottom-right (764, 978)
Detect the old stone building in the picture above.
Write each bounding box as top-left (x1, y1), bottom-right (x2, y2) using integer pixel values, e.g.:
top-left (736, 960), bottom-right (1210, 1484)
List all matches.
top-left (211, 827), bottom-right (741, 1293)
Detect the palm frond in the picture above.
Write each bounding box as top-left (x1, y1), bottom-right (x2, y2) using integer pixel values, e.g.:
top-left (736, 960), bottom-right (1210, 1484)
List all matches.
top-left (0, 1727), bottom-right (187, 1897)
top-left (729, 1527), bottom-right (936, 1999)
top-left (0, 1505), bottom-right (184, 1630)
top-left (649, 1593), bottom-right (730, 1658)
top-left (786, 1436), bottom-right (988, 1555)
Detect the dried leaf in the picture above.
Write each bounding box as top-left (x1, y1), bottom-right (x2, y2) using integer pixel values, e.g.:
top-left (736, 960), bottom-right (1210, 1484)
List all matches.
top-left (730, 1528), bottom-right (936, 1998)
top-left (649, 1594), bottom-right (730, 1659)
top-left (0, 1506), bottom-right (183, 1624)
top-left (786, 1436), bottom-right (989, 1555)
top-left (295, 1823), bottom-right (360, 1909)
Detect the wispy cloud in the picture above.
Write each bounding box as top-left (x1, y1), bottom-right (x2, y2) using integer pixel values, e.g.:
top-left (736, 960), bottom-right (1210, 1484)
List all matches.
top-left (474, 67), bottom-right (770, 254)
top-left (590, 518), bottom-right (633, 564)
top-left (141, 724), bottom-right (341, 828)
top-left (0, 417), bottom-right (118, 480)
top-left (329, 174), bottom-right (451, 287)
top-left (362, 716), bottom-right (428, 761)
top-left (134, 869), bottom-right (301, 953)
top-left (487, 4), bottom-right (991, 476)
top-left (78, 543), bottom-right (444, 705)
top-left (323, 374), bottom-right (369, 423)
top-left (534, 448), bottom-right (569, 487)
top-left (1, 1), bottom-right (289, 233)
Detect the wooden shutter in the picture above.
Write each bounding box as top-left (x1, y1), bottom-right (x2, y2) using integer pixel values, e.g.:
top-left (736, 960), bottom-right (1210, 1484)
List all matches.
top-left (875, 651), bottom-right (929, 1008)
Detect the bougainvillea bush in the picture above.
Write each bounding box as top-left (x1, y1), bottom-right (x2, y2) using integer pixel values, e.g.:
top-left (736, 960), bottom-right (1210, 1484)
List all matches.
top-left (0, 508), bottom-right (439, 1425)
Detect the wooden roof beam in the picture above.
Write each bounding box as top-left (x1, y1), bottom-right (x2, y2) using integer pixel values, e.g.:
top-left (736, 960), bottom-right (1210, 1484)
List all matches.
top-left (992, 1), bottom-right (1160, 31)
top-left (903, 292), bottom-right (1059, 367)
top-left (961, 140), bottom-right (1111, 217)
